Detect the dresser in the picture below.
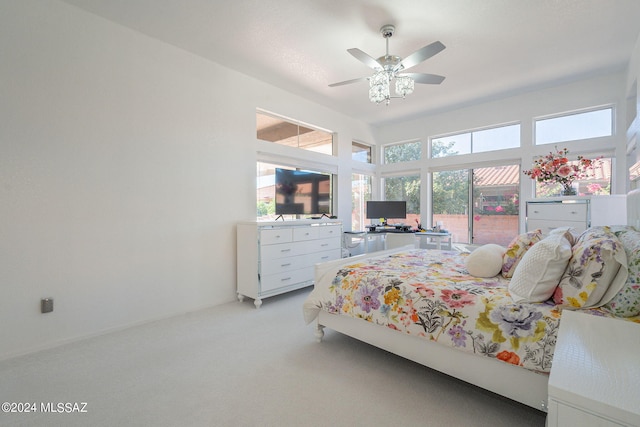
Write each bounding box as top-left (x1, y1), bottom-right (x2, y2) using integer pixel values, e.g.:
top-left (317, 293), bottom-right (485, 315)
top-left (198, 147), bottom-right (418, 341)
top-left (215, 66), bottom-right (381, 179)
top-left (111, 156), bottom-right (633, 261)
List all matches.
top-left (526, 199), bottom-right (589, 235)
top-left (547, 311), bottom-right (640, 426)
top-left (237, 220), bottom-right (342, 308)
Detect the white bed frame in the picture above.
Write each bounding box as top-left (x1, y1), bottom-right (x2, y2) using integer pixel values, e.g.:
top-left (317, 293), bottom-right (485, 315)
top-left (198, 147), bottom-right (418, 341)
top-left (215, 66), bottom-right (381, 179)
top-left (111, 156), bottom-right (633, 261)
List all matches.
top-left (313, 190), bottom-right (640, 413)
top-left (313, 251), bottom-right (549, 412)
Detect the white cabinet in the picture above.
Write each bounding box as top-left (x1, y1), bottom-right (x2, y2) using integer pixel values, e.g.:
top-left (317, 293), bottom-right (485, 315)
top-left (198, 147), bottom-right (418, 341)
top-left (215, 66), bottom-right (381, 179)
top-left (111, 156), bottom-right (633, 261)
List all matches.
top-left (547, 311), bottom-right (640, 427)
top-left (237, 220), bottom-right (342, 308)
top-left (526, 199), bottom-right (589, 235)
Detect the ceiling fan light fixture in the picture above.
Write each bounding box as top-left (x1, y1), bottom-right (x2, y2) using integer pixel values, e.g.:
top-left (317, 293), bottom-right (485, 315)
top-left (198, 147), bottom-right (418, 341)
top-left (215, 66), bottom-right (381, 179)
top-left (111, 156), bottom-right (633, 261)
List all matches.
top-left (368, 71), bottom-right (389, 104)
top-left (330, 24), bottom-right (445, 106)
top-left (395, 75), bottom-right (414, 97)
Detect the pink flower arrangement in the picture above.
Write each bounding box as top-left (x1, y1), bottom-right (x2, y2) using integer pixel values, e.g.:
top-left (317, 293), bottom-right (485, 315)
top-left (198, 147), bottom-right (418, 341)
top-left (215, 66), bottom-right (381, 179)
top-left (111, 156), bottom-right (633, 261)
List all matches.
top-left (523, 147), bottom-right (601, 195)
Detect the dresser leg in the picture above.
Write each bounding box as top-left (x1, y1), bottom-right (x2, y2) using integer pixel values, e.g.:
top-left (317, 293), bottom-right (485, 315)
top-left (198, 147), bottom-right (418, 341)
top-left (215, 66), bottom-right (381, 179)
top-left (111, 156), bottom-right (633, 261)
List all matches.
top-left (315, 324), bottom-right (325, 342)
top-left (253, 298), bottom-right (262, 309)
top-left (237, 293), bottom-right (244, 302)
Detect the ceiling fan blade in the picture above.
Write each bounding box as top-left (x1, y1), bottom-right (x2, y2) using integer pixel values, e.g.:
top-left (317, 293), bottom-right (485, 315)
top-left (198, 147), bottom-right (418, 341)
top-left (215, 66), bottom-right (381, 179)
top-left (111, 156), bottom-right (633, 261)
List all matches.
top-left (401, 73), bottom-right (445, 85)
top-left (395, 41), bottom-right (445, 72)
top-left (347, 48), bottom-right (383, 70)
top-left (328, 76), bottom-right (368, 87)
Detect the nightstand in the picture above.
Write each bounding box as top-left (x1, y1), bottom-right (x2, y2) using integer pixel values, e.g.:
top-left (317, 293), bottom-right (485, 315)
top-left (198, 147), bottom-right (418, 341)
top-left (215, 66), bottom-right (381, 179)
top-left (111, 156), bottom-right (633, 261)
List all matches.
top-left (547, 310), bottom-right (640, 426)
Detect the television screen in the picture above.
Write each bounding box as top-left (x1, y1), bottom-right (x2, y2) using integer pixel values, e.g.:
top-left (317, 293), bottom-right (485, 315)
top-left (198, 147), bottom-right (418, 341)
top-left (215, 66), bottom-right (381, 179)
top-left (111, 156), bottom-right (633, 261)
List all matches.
top-left (275, 168), bottom-right (331, 215)
top-left (366, 201), bottom-right (407, 220)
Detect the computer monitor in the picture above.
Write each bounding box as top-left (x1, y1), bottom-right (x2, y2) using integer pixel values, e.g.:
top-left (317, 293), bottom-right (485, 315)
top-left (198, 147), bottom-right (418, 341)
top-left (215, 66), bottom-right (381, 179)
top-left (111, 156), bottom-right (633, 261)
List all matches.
top-left (366, 201), bottom-right (407, 223)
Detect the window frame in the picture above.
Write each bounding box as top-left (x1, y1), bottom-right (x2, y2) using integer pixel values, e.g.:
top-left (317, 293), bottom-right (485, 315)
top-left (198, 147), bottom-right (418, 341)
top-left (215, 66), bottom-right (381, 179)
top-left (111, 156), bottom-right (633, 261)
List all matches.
top-left (430, 122), bottom-right (521, 158)
top-left (533, 106), bottom-right (614, 146)
top-left (256, 110), bottom-right (336, 156)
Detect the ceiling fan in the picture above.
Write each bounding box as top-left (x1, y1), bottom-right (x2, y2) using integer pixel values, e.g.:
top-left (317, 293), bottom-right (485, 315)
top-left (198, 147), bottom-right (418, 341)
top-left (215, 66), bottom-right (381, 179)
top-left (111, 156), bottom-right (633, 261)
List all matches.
top-left (329, 24), bottom-right (445, 105)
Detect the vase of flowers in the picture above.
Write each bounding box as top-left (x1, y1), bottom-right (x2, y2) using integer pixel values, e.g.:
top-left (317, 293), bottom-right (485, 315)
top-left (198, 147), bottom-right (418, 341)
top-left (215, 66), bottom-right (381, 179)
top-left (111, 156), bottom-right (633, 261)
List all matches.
top-left (523, 147), bottom-right (601, 196)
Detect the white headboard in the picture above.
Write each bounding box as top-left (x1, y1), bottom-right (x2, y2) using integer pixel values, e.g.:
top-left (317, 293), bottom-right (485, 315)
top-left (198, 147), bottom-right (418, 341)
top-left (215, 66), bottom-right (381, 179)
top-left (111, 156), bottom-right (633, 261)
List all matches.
top-left (628, 189), bottom-right (640, 229)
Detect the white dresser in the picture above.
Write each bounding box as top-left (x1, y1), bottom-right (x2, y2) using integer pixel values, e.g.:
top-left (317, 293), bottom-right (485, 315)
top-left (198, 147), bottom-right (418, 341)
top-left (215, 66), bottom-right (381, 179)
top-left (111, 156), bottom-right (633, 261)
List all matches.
top-left (526, 199), bottom-right (590, 235)
top-left (547, 310), bottom-right (640, 427)
top-left (237, 220), bottom-right (342, 308)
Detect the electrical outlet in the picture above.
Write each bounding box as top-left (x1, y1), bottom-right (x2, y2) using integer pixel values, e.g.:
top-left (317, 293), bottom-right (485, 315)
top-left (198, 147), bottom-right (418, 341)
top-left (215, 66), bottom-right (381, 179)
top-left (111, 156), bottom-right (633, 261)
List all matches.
top-left (41, 298), bottom-right (53, 313)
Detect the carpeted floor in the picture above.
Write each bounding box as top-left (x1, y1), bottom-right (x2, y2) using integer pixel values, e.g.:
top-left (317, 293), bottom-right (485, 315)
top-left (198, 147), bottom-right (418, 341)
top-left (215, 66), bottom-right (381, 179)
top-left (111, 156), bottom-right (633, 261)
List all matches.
top-left (0, 288), bottom-right (546, 426)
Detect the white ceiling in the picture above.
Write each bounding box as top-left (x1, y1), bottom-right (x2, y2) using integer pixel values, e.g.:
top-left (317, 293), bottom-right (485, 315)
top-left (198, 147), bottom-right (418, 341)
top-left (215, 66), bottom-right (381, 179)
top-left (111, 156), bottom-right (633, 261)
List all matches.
top-left (61, 0), bottom-right (640, 126)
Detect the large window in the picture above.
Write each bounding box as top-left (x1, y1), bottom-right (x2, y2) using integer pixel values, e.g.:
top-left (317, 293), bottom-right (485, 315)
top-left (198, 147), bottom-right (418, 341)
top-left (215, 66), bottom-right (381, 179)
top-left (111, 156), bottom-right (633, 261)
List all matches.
top-left (352, 141), bottom-right (372, 163)
top-left (383, 140), bottom-right (421, 164)
top-left (433, 164), bottom-right (520, 246)
top-left (256, 111), bottom-right (334, 155)
top-left (351, 173), bottom-right (372, 231)
top-left (432, 124), bottom-right (520, 158)
top-left (383, 174), bottom-right (420, 225)
top-left (535, 107), bottom-right (613, 145)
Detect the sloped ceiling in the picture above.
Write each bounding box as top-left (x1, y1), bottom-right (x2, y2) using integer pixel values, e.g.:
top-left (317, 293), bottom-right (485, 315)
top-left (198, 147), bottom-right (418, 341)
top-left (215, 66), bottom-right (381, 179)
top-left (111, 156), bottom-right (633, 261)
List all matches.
top-left (61, 0), bottom-right (640, 125)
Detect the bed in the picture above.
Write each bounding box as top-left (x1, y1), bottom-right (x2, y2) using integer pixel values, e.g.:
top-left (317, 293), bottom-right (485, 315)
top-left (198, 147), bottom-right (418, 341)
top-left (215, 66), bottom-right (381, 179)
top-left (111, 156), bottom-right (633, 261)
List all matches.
top-left (303, 191), bottom-right (640, 412)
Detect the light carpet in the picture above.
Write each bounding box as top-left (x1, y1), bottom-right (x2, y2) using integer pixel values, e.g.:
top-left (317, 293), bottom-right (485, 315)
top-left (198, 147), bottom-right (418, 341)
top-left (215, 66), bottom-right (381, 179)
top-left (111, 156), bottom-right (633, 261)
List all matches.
top-left (0, 288), bottom-right (546, 426)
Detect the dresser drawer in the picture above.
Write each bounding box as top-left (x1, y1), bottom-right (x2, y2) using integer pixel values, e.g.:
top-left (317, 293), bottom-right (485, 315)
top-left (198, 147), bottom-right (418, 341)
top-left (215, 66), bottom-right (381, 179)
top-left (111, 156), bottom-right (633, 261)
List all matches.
top-left (301, 237), bottom-right (342, 253)
top-left (260, 267), bottom-right (313, 293)
top-left (318, 224), bottom-right (341, 239)
top-left (527, 219), bottom-right (588, 235)
top-left (260, 228), bottom-right (293, 245)
top-left (260, 253), bottom-right (309, 275)
top-left (309, 248), bottom-right (342, 265)
top-left (293, 226), bottom-right (320, 241)
top-left (260, 241), bottom-right (303, 260)
top-left (527, 202), bottom-right (587, 222)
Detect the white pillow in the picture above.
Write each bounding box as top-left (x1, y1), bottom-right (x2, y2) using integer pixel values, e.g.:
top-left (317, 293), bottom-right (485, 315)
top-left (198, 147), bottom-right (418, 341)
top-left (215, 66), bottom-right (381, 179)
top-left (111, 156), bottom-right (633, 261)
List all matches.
top-left (509, 232), bottom-right (573, 303)
top-left (465, 244), bottom-right (505, 278)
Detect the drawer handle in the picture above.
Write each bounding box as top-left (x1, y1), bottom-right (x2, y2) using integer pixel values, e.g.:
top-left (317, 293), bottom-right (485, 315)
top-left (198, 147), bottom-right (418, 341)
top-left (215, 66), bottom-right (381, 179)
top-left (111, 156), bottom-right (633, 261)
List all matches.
top-left (280, 249), bottom-right (291, 253)
top-left (321, 243), bottom-right (329, 247)
top-left (533, 210), bottom-right (540, 214)
top-left (281, 263), bottom-right (291, 267)
top-left (570, 211), bottom-right (577, 214)
top-left (305, 232), bottom-right (310, 236)
top-left (321, 256), bottom-right (329, 260)
top-left (281, 277), bottom-right (292, 282)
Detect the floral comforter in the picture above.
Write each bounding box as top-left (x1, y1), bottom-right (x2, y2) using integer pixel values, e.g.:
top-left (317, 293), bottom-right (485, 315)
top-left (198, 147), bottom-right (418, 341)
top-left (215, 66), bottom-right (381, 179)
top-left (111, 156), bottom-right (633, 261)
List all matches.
top-left (303, 249), bottom-right (636, 374)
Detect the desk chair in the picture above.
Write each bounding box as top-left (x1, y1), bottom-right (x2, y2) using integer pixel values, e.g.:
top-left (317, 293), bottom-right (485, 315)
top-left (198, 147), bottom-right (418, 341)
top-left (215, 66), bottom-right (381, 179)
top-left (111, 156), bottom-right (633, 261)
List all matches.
top-left (384, 233), bottom-right (418, 250)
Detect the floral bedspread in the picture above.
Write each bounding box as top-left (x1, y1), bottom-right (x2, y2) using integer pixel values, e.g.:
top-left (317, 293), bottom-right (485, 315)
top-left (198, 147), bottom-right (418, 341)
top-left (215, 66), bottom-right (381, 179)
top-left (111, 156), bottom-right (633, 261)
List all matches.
top-left (304, 249), bottom-right (637, 374)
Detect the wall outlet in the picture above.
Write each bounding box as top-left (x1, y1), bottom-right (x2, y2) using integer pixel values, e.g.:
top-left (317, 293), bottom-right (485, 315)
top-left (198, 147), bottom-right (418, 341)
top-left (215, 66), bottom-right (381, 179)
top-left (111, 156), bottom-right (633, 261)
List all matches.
top-left (41, 298), bottom-right (53, 313)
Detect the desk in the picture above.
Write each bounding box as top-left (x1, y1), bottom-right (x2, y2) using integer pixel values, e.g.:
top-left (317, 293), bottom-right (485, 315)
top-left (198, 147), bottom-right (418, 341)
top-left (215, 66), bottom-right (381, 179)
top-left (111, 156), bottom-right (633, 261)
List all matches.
top-left (345, 230), bottom-right (452, 253)
top-left (415, 232), bottom-right (452, 250)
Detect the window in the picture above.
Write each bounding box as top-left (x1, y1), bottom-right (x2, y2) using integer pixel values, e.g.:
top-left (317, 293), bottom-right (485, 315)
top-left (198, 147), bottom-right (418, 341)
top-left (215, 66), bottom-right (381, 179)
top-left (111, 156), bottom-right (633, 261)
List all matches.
top-left (256, 162), bottom-right (278, 220)
top-left (432, 124), bottom-right (520, 158)
top-left (383, 174), bottom-right (420, 224)
top-left (352, 141), bottom-right (372, 163)
top-left (534, 157), bottom-right (612, 197)
top-left (535, 107), bottom-right (613, 145)
top-left (256, 111), bottom-right (334, 155)
top-left (433, 164), bottom-right (520, 246)
top-left (383, 140), bottom-right (421, 164)
top-left (630, 160), bottom-right (640, 190)
top-left (351, 173), bottom-right (372, 231)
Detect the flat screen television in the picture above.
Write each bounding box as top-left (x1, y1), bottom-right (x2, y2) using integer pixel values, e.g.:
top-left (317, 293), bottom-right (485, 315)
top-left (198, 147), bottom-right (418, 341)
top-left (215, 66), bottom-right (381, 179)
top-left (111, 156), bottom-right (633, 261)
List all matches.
top-left (366, 201), bottom-right (407, 222)
top-left (275, 168), bottom-right (331, 216)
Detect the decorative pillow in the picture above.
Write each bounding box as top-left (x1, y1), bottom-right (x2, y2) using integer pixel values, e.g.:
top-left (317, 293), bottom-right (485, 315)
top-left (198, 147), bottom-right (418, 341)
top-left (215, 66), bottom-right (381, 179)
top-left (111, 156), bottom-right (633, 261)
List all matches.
top-left (509, 231), bottom-right (573, 303)
top-left (465, 244), bottom-right (505, 278)
top-left (548, 227), bottom-right (579, 246)
top-left (501, 229), bottom-right (542, 278)
top-left (604, 228), bottom-right (640, 317)
top-left (553, 227), bottom-right (628, 309)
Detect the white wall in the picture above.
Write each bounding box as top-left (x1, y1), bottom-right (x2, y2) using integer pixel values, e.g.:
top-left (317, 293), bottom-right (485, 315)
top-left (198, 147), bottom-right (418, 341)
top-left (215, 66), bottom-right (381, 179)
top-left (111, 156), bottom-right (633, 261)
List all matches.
top-left (0, 0), bottom-right (373, 360)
